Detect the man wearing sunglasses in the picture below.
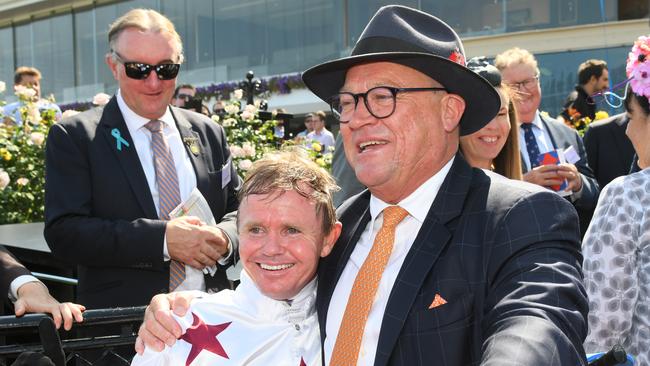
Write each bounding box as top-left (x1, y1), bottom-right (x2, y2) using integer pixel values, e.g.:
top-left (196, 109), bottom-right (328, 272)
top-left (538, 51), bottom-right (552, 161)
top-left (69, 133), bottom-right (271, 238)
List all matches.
top-left (43, 8), bottom-right (241, 315)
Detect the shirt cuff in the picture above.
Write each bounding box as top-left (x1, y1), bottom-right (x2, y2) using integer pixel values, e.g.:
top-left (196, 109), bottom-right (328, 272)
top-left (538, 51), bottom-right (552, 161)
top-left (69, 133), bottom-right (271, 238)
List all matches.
top-left (9, 275), bottom-right (41, 302)
top-left (163, 231), bottom-right (170, 262)
top-left (570, 175), bottom-right (584, 202)
top-left (217, 229), bottom-right (233, 265)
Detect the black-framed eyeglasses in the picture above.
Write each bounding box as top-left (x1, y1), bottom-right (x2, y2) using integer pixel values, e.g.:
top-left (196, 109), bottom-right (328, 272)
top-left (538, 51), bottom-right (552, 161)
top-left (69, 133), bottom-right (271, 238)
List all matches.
top-left (112, 51), bottom-right (180, 80)
top-left (506, 75), bottom-right (539, 91)
top-left (329, 86), bottom-right (447, 123)
top-left (588, 77), bottom-right (632, 108)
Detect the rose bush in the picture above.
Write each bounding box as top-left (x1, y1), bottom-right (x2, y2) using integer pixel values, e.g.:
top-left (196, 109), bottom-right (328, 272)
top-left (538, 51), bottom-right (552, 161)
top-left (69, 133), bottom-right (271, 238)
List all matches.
top-left (0, 86), bottom-right (58, 224)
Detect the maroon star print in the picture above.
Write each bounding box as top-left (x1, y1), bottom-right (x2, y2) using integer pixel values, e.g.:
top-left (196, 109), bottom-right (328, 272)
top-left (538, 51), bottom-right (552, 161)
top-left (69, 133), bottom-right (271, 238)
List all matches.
top-left (181, 312), bottom-right (231, 366)
top-left (300, 357), bottom-right (307, 366)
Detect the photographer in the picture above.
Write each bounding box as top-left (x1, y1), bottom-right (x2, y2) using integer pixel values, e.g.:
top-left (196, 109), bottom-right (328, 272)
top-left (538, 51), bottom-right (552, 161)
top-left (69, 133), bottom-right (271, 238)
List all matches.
top-left (171, 84), bottom-right (208, 115)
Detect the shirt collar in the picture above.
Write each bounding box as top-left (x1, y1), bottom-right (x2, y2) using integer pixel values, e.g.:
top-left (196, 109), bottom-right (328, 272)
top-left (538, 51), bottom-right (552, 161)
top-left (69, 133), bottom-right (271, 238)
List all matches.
top-left (116, 89), bottom-right (175, 132)
top-left (237, 269), bottom-right (317, 324)
top-left (369, 156), bottom-right (455, 224)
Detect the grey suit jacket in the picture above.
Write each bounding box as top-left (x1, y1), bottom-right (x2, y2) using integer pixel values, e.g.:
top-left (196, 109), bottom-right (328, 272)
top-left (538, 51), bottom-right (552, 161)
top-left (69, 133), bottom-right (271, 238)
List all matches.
top-left (524, 113), bottom-right (599, 235)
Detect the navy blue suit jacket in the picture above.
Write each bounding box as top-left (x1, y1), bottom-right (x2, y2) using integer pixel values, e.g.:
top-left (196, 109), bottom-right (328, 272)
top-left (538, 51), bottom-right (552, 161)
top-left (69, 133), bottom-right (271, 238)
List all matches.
top-left (44, 97), bottom-right (241, 309)
top-left (318, 155), bottom-right (588, 366)
top-left (1, 245), bottom-right (31, 301)
top-left (583, 113), bottom-right (635, 188)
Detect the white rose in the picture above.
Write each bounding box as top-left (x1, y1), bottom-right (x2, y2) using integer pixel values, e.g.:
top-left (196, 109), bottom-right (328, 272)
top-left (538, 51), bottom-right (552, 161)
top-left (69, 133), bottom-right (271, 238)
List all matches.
top-left (233, 89), bottom-right (244, 100)
top-left (0, 81), bottom-right (5, 93)
top-left (61, 109), bottom-right (81, 119)
top-left (241, 110), bottom-right (253, 120)
top-left (224, 104), bottom-right (239, 115)
top-left (26, 106), bottom-right (42, 124)
top-left (242, 142), bottom-right (256, 157)
top-left (15, 85), bottom-right (37, 99)
top-left (244, 104), bottom-right (258, 114)
top-left (30, 132), bottom-right (45, 146)
top-left (16, 177), bottom-right (29, 186)
top-left (0, 170), bottom-right (9, 190)
top-left (223, 118), bottom-right (236, 127)
top-left (92, 92), bottom-right (111, 106)
top-left (238, 159), bottom-right (253, 171)
top-left (211, 114), bottom-right (220, 123)
top-left (230, 145), bottom-right (244, 158)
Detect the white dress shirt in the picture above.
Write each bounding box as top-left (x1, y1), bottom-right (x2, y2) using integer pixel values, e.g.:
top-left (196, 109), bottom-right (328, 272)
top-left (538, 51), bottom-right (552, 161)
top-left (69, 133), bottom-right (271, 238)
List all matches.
top-left (131, 271), bottom-right (321, 366)
top-left (117, 91), bottom-right (205, 291)
top-left (518, 111), bottom-right (555, 171)
top-left (8, 275), bottom-right (40, 301)
top-left (324, 157), bottom-right (455, 366)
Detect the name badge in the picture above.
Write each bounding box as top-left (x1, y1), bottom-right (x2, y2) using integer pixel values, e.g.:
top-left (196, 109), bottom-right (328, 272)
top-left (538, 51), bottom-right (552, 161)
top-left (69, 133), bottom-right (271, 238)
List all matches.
top-left (222, 157), bottom-right (232, 189)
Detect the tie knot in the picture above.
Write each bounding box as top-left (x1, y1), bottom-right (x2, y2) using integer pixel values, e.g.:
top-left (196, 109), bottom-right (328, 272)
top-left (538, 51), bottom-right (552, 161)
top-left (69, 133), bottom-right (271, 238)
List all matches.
top-left (382, 206), bottom-right (408, 229)
top-left (145, 120), bottom-right (163, 133)
top-left (520, 122), bottom-right (534, 132)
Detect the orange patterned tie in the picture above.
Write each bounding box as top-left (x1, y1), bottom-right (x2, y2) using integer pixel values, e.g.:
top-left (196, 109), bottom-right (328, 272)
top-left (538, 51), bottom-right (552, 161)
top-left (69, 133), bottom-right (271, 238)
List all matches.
top-left (330, 205), bottom-right (409, 366)
top-left (144, 120), bottom-right (185, 292)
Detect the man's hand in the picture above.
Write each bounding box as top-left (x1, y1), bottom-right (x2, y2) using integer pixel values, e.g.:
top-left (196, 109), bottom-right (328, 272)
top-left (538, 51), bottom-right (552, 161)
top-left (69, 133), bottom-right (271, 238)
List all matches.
top-left (135, 291), bottom-right (197, 354)
top-left (14, 282), bottom-right (85, 331)
top-left (166, 216), bottom-right (230, 269)
top-left (523, 165), bottom-right (565, 188)
top-left (555, 163), bottom-right (582, 192)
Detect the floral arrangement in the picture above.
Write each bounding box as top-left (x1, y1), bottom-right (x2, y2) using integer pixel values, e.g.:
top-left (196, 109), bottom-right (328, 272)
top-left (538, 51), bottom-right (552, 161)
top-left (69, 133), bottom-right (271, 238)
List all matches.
top-left (0, 84), bottom-right (58, 224)
top-left (281, 139), bottom-right (334, 171)
top-left (214, 90), bottom-right (282, 176)
top-left (627, 35), bottom-right (650, 98)
top-left (58, 73), bottom-right (306, 112)
top-left (562, 108), bottom-right (609, 137)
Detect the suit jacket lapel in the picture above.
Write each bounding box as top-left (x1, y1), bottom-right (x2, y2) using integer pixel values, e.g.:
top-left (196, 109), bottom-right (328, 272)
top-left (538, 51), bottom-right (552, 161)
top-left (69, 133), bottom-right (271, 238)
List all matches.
top-left (374, 156), bottom-right (472, 366)
top-left (317, 191), bottom-right (371, 345)
top-left (99, 97), bottom-right (158, 219)
top-left (539, 113), bottom-right (559, 149)
top-left (170, 108), bottom-right (210, 196)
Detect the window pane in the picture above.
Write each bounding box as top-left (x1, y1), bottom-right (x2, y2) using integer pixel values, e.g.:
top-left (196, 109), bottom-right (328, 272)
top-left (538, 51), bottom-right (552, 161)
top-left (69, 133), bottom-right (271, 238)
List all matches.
top-left (0, 27), bottom-right (14, 91)
top-left (536, 46), bottom-right (629, 117)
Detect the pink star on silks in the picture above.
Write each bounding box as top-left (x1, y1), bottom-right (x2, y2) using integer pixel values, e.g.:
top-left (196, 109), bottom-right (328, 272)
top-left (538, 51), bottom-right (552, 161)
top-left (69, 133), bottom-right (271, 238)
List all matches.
top-left (180, 312), bottom-right (231, 366)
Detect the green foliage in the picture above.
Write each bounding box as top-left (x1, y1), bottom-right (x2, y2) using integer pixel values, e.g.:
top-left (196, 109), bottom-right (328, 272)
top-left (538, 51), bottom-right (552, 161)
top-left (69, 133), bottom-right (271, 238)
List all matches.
top-left (0, 90), bottom-right (57, 224)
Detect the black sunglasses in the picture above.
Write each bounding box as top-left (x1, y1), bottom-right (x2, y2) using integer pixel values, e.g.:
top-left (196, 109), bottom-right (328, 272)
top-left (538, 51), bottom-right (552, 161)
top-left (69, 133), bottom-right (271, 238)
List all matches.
top-left (112, 51), bottom-right (180, 80)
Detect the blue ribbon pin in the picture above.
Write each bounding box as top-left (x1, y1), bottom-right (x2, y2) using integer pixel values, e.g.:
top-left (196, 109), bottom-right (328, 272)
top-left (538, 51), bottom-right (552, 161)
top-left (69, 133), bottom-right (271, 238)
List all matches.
top-left (111, 128), bottom-right (130, 151)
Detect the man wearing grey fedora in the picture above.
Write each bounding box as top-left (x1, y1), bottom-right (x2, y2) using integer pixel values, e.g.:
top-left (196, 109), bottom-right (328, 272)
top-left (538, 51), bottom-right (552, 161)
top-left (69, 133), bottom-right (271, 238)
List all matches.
top-left (137, 5), bottom-right (588, 366)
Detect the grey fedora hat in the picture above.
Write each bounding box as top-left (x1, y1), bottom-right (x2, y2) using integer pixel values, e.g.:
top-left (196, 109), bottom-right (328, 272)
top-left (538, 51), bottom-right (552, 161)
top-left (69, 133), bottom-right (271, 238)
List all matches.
top-left (302, 5), bottom-right (500, 136)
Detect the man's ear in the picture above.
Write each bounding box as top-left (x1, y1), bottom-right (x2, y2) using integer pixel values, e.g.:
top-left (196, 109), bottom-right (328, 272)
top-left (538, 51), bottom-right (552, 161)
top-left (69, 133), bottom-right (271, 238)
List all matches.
top-left (106, 54), bottom-right (119, 80)
top-left (320, 221), bottom-right (342, 258)
top-left (440, 94), bottom-right (465, 133)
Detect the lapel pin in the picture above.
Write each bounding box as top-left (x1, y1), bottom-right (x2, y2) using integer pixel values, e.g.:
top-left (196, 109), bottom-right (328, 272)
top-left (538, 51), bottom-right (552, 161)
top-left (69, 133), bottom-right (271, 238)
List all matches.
top-left (111, 128), bottom-right (130, 151)
top-left (183, 136), bottom-right (200, 156)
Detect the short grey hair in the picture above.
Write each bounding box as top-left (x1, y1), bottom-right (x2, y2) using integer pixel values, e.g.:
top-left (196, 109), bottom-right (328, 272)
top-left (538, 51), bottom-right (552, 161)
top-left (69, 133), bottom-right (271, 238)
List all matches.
top-left (107, 8), bottom-right (184, 64)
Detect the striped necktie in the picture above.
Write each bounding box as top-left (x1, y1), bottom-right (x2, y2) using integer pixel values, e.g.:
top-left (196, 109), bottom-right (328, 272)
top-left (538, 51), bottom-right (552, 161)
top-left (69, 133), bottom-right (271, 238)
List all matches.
top-left (330, 205), bottom-right (409, 366)
top-left (144, 120), bottom-right (185, 292)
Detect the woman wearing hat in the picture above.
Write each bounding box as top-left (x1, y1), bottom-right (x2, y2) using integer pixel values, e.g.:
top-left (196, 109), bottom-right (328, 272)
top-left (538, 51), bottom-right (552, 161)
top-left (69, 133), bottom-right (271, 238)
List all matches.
top-left (461, 58), bottom-right (522, 180)
top-left (582, 35), bottom-right (650, 364)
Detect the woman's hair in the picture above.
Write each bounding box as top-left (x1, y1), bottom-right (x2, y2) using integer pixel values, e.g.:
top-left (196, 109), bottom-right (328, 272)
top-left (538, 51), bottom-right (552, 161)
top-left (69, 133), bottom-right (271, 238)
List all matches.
top-left (492, 85), bottom-right (523, 180)
top-left (625, 84), bottom-right (650, 115)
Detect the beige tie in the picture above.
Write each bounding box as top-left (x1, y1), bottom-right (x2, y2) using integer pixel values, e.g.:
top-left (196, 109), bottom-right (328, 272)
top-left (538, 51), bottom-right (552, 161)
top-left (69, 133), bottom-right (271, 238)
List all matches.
top-left (330, 205), bottom-right (409, 366)
top-left (144, 120), bottom-right (185, 291)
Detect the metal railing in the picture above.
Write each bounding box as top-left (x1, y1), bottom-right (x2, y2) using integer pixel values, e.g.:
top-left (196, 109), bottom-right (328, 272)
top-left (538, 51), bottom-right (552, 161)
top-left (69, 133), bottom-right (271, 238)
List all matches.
top-left (0, 307), bottom-right (145, 365)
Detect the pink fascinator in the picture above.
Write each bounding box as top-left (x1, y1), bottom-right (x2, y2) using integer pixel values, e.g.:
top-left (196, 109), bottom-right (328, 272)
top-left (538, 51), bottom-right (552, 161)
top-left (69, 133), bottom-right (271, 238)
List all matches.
top-left (627, 35), bottom-right (650, 98)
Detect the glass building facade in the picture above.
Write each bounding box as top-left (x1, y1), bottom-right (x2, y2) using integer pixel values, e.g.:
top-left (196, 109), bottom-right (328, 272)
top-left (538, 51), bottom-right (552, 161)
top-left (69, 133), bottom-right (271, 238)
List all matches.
top-left (0, 0), bottom-right (645, 117)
